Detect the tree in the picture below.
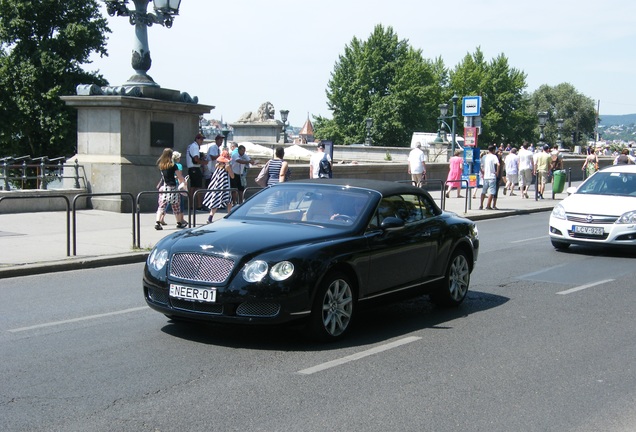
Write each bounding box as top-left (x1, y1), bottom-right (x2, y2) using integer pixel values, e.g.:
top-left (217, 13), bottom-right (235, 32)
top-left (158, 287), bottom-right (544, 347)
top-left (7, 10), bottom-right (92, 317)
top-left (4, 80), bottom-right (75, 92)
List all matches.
top-left (315, 25), bottom-right (442, 147)
top-left (449, 48), bottom-right (534, 147)
top-left (528, 83), bottom-right (597, 149)
top-left (0, 0), bottom-right (109, 158)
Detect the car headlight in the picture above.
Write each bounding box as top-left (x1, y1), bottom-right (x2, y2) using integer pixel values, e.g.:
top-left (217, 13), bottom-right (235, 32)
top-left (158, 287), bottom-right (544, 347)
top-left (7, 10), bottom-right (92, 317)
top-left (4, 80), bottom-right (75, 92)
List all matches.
top-left (551, 204), bottom-right (566, 220)
top-left (148, 248), bottom-right (168, 271)
top-left (270, 261), bottom-right (294, 281)
top-left (617, 210), bottom-right (636, 224)
top-left (243, 260), bottom-right (269, 282)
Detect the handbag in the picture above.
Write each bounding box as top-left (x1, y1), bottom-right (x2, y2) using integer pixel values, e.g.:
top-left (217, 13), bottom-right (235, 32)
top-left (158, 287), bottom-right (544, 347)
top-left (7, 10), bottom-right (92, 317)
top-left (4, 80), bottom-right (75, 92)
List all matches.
top-left (255, 160), bottom-right (270, 187)
top-left (178, 175), bottom-right (189, 196)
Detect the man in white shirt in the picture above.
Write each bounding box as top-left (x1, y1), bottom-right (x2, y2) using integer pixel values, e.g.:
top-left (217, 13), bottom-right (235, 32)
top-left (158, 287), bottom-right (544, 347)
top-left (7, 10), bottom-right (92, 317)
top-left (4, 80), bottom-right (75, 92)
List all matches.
top-left (309, 143), bottom-right (332, 178)
top-left (186, 133), bottom-right (205, 209)
top-left (407, 143), bottom-right (426, 186)
top-left (504, 148), bottom-right (519, 195)
top-left (480, 144), bottom-right (500, 210)
top-left (230, 144), bottom-right (251, 203)
top-left (517, 141), bottom-right (534, 199)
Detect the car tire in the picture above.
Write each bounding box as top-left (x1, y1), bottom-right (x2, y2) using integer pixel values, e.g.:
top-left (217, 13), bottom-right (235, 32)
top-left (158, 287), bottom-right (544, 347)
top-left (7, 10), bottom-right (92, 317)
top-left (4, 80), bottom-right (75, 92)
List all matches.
top-left (430, 250), bottom-right (470, 307)
top-left (551, 239), bottom-right (570, 250)
top-left (308, 272), bottom-right (355, 341)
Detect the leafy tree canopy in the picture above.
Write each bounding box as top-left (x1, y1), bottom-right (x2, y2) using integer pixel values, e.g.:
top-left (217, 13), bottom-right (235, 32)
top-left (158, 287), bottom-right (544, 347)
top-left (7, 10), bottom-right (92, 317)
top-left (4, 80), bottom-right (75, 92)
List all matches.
top-left (315, 24), bottom-right (443, 147)
top-left (0, 0), bottom-right (110, 158)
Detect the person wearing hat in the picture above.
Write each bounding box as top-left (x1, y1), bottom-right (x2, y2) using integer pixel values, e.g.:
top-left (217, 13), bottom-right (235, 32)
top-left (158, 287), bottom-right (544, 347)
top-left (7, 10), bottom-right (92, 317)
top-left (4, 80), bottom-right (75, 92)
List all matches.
top-left (310, 142), bottom-right (332, 179)
top-left (203, 149), bottom-right (234, 223)
top-left (186, 133), bottom-right (205, 209)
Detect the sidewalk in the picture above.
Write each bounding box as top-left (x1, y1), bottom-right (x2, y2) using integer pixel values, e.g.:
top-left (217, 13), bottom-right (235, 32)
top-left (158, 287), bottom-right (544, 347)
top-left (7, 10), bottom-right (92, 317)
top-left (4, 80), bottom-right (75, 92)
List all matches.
top-left (0, 182), bottom-right (571, 278)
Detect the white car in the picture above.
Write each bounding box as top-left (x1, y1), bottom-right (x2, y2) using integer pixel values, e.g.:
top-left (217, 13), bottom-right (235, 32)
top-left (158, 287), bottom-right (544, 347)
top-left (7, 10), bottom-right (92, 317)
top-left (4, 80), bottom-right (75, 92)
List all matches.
top-left (549, 165), bottom-right (636, 250)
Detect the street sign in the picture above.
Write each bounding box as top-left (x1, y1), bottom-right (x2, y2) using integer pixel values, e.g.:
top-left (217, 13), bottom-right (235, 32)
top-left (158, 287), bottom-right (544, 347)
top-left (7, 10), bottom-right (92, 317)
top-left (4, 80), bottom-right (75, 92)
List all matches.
top-left (464, 127), bottom-right (478, 147)
top-left (462, 96), bottom-right (481, 117)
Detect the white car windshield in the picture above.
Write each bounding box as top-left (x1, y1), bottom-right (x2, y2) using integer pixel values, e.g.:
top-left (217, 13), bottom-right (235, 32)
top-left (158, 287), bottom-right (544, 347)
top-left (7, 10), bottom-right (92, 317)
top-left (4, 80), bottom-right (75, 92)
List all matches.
top-left (576, 172), bottom-right (636, 197)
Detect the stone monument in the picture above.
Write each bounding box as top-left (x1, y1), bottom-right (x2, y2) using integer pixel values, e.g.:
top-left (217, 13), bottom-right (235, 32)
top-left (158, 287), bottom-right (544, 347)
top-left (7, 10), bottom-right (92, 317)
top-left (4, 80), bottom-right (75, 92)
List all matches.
top-left (231, 102), bottom-right (284, 144)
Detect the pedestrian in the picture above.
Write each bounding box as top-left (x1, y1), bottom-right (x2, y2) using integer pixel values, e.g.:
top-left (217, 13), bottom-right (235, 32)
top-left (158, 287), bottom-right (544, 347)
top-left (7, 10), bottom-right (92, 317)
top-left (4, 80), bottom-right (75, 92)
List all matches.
top-left (534, 144), bottom-right (552, 200)
top-left (203, 150), bottom-right (234, 223)
top-left (155, 148), bottom-right (188, 230)
top-left (504, 147), bottom-right (519, 195)
top-left (186, 133), bottom-right (205, 210)
top-left (518, 141), bottom-right (534, 199)
top-left (309, 142), bottom-right (332, 179)
top-left (472, 151), bottom-right (487, 199)
top-left (582, 147), bottom-right (599, 178)
top-left (550, 145), bottom-right (563, 174)
top-left (479, 144), bottom-right (500, 210)
top-left (230, 144), bottom-right (251, 204)
top-left (408, 142), bottom-right (427, 187)
top-left (613, 148), bottom-right (635, 165)
top-left (445, 149), bottom-right (464, 198)
top-left (491, 149), bottom-right (504, 209)
top-left (267, 146), bottom-right (290, 185)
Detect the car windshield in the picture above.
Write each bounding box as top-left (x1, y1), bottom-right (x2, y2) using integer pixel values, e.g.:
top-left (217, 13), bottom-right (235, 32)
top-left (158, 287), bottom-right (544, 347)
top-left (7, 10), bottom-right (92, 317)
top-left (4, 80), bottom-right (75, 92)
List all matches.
top-left (576, 171), bottom-right (636, 197)
top-left (229, 184), bottom-right (378, 226)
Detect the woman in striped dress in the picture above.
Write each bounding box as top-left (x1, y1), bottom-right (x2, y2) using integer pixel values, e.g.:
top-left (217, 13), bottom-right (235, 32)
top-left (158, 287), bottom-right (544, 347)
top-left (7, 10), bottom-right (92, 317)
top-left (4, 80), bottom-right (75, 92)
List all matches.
top-left (203, 151), bottom-right (234, 223)
top-left (264, 147), bottom-right (290, 213)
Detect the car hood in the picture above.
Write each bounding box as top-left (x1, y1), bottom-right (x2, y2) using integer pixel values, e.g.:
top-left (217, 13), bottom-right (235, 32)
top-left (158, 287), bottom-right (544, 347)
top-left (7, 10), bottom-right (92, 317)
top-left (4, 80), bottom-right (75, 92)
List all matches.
top-left (163, 219), bottom-right (346, 256)
top-left (562, 194), bottom-right (636, 216)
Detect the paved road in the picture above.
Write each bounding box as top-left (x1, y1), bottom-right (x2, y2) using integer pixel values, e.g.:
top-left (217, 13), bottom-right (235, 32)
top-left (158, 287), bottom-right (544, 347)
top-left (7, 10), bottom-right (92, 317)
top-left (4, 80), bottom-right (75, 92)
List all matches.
top-left (2, 212), bottom-right (635, 432)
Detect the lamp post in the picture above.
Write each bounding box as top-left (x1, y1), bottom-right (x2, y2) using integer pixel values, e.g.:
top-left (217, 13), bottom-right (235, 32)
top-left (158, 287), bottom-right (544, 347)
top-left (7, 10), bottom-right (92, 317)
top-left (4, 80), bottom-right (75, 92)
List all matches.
top-left (221, 125), bottom-right (230, 149)
top-left (104, 0), bottom-right (182, 87)
top-left (556, 118), bottom-right (565, 150)
top-left (365, 118), bottom-right (373, 146)
top-left (280, 110), bottom-right (289, 144)
top-left (537, 111), bottom-right (548, 147)
top-left (436, 94), bottom-right (459, 159)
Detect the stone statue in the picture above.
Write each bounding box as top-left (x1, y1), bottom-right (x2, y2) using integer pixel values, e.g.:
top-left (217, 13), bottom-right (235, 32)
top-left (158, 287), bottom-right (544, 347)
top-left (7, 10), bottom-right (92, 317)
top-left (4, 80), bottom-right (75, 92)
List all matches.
top-left (236, 101), bottom-right (276, 123)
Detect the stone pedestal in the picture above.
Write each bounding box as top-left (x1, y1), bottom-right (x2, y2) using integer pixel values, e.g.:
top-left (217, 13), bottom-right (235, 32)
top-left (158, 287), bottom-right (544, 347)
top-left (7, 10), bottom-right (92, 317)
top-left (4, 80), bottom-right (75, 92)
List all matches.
top-left (62, 95), bottom-right (214, 213)
top-left (230, 121), bottom-right (282, 144)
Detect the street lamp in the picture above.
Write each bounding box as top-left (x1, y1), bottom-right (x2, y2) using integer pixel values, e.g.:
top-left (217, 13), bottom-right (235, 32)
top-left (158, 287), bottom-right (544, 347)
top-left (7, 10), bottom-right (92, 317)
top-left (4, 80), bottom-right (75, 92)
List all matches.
top-left (365, 118), bottom-right (373, 146)
top-left (436, 94), bottom-right (459, 159)
top-left (221, 125), bottom-right (230, 149)
top-left (537, 111), bottom-right (549, 146)
top-left (104, 0), bottom-right (182, 87)
top-left (279, 110), bottom-right (289, 144)
top-left (556, 118), bottom-right (565, 150)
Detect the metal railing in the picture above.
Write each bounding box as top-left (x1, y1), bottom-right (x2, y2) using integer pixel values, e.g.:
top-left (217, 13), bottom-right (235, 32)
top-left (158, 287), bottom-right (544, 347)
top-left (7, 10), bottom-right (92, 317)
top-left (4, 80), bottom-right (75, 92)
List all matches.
top-left (0, 157), bottom-right (86, 191)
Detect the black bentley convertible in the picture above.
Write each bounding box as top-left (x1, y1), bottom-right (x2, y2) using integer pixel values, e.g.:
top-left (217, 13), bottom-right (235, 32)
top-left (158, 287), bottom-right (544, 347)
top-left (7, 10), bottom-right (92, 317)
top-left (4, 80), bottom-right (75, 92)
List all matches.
top-left (143, 178), bottom-right (479, 340)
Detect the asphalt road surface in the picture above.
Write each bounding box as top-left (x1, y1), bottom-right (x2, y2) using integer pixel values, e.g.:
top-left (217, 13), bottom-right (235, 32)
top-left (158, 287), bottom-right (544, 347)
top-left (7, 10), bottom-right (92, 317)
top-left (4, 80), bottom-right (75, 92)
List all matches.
top-left (1, 212), bottom-right (635, 432)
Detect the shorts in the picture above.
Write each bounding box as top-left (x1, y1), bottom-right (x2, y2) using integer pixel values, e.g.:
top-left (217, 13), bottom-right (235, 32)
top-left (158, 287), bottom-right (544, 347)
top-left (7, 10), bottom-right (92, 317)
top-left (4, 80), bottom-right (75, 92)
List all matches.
top-left (506, 173), bottom-right (519, 185)
top-left (537, 170), bottom-right (549, 186)
top-left (519, 169), bottom-right (533, 188)
top-left (411, 172), bottom-right (425, 185)
top-left (188, 167), bottom-right (203, 188)
top-left (230, 175), bottom-right (244, 191)
top-left (482, 178), bottom-right (496, 196)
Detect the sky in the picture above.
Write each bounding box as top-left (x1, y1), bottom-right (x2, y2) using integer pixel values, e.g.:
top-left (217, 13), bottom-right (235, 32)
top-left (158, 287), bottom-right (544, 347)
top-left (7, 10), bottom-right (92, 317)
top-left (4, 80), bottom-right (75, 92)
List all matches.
top-left (87, 0), bottom-right (636, 128)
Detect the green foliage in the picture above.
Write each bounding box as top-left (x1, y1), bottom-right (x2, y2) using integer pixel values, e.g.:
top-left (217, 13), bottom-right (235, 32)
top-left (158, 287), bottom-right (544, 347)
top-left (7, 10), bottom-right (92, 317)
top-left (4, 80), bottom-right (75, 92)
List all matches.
top-left (528, 83), bottom-right (597, 148)
top-left (315, 24), bottom-right (440, 147)
top-left (0, 0), bottom-right (110, 158)
top-left (449, 48), bottom-right (533, 147)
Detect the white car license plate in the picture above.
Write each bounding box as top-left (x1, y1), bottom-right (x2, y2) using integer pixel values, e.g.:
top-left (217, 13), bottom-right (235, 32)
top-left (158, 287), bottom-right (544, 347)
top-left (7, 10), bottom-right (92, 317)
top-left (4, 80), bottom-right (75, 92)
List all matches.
top-left (169, 284), bottom-right (216, 303)
top-left (573, 225), bottom-right (604, 236)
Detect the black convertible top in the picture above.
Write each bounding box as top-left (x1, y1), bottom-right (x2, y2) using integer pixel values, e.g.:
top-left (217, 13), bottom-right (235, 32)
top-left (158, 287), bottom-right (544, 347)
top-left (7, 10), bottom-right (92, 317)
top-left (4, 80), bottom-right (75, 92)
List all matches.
top-left (283, 178), bottom-right (422, 197)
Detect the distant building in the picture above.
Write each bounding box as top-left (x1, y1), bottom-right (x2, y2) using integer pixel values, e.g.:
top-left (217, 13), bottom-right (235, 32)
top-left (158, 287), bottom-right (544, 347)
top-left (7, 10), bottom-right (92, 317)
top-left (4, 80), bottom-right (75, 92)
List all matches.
top-left (299, 115), bottom-right (314, 143)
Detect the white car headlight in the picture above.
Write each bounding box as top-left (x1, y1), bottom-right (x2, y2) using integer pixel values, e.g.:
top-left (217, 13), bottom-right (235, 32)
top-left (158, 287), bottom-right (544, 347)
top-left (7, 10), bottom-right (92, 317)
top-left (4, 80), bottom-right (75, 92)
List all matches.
top-left (551, 204), bottom-right (566, 220)
top-left (617, 210), bottom-right (636, 224)
top-left (243, 260), bottom-right (269, 282)
top-left (148, 248), bottom-right (168, 271)
top-left (270, 261), bottom-right (294, 281)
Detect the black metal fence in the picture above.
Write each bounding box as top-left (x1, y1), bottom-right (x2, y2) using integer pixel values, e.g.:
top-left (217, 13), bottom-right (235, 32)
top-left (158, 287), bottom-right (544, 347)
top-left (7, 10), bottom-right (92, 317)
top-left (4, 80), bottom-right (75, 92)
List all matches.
top-left (0, 156), bottom-right (86, 190)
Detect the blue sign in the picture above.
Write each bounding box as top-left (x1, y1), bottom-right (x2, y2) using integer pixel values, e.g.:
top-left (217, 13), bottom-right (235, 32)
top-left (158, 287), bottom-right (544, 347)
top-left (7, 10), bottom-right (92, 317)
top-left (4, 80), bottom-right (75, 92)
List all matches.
top-left (462, 96), bottom-right (481, 117)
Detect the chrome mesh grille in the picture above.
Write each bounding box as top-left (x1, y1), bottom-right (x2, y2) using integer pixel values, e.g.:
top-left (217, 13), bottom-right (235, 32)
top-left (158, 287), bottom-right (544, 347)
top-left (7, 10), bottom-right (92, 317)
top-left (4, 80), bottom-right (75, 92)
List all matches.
top-left (236, 303), bottom-right (281, 318)
top-left (170, 253), bottom-right (235, 283)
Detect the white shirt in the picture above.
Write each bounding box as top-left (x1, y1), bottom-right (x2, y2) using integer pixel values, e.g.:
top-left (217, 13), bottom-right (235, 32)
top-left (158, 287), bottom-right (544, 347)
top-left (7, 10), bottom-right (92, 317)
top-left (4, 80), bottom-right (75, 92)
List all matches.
top-left (310, 151), bottom-right (331, 178)
top-left (231, 152), bottom-right (251, 175)
top-left (186, 142), bottom-right (200, 168)
top-left (408, 148), bottom-right (426, 174)
top-left (518, 147), bottom-right (534, 171)
top-left (504, 153), bottom-right (519, 175)
top-left (482, 153), bottom-right (499, 180)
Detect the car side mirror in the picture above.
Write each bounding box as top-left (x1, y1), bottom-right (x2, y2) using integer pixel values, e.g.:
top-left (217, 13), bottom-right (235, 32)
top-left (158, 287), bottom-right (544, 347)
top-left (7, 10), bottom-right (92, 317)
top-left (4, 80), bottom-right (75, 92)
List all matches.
top-left (380, 216), bottom-right (405, 231)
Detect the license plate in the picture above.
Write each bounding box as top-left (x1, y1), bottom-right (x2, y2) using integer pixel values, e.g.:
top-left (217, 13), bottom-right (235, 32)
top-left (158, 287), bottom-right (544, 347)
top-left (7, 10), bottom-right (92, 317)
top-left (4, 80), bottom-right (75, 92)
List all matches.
top-left (169, 284), bottom-right (217, 303)
top-left (573, 225), bottom-right (604, 236)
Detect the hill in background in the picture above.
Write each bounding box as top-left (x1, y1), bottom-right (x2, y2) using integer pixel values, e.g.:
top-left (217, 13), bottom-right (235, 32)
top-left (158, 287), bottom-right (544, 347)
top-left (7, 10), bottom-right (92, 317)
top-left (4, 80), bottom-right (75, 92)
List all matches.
top-left (600, 114), bottom-right (636, 126)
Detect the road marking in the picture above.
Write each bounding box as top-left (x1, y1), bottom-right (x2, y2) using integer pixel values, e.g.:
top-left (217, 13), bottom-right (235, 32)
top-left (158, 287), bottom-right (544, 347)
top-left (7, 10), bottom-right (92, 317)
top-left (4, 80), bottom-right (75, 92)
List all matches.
top-left (511, 236), bottom-right (546, 243)
top-left (297, 336), bottom-right (422, 375)
top-left (8, 306), bottom-right (148, 333)
top-left (557, 279), bottom-right (615, 295)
